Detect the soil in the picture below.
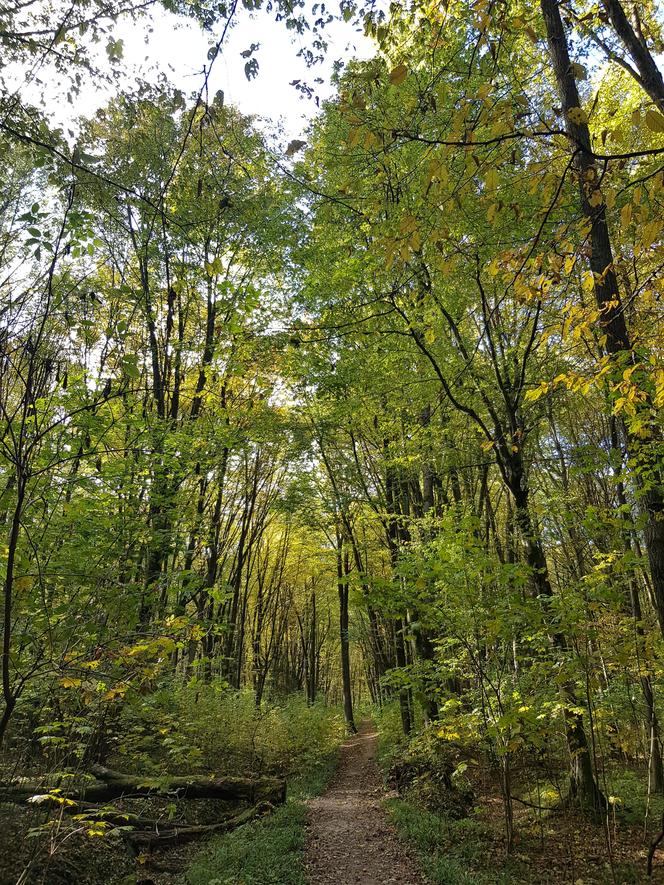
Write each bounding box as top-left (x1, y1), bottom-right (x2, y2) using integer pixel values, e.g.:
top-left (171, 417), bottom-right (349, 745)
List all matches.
top-left (305, 721), bottom-right (424, 885)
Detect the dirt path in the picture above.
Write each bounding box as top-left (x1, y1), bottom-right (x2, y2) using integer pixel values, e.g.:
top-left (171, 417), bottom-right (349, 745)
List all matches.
top-left (305, 721), bottom-right (425, 885)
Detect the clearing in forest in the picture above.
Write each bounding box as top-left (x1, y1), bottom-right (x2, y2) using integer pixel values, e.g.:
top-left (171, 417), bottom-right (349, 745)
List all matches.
top-left (305, 722), bottom-right (424, 885)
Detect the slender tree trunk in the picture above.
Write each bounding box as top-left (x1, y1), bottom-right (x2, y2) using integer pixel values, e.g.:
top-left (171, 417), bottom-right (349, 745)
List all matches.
top-left (309, 590), bottom-right (317, 705)
top-left (0, 474), bottom-right (26, 746)
top-left (509, 463), bottom-right (605, 810)
top-left (336, 529), bottom-right (357, 734)
top-left (600, 0), bottom-right (664, 112)
top-left (394, 618), bottom-right (413, 736)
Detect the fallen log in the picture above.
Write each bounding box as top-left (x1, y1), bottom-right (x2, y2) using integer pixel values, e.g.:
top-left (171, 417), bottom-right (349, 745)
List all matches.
top-left (0, 767), bottom-right (286, 806)
top-left (126, 801), bottom-right (272, 849)
top-left (0, 792), bottom-right (236, 832)
top-left (59, 801), bottom-right (192, 831)
top-left (3, 792), bottom-right (275, 847)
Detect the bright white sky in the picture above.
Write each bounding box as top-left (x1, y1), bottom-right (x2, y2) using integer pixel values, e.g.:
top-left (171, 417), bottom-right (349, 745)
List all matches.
top-left (26, 5), bottom-right (377, 143)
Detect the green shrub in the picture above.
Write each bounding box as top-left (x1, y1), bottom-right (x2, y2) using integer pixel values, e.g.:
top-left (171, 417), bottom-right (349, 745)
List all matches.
top-left (375, 709), bottom-right (474, 818)
top-left (112, 685), bottom-right (345, 778)
top-left (374, 700), bottom-right (410, 771)
top-left (184, 710), bottom-right (341, 885)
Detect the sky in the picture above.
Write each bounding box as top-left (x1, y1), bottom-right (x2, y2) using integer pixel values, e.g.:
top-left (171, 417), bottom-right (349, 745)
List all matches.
top-left (17, 4), bottom-right (377, 143)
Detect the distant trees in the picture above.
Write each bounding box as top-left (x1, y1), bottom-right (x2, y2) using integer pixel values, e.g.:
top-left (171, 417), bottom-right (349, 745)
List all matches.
top-left (0, 87), bottom-right (354, 750)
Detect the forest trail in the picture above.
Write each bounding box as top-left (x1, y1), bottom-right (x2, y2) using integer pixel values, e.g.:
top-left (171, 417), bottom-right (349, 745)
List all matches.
top-left (305, 721), bottom-right (425, 885)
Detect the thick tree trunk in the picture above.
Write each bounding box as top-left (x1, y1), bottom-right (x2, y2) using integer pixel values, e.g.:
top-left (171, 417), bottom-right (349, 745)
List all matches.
top-left (539, 0), bottom-right (664, 641)
top-left (126, 803), bottom-right (270, 849)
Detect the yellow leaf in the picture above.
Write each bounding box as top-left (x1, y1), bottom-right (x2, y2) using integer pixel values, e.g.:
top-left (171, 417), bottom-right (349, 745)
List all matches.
top-left (568, 106), bottom-right (588, 125)
top-left (363, 131), bottom-right (377, 151)
top-left (487, 202), bottom-right (499, 223)
top-left (60, 677), bottom-right (82, 689)
top-left (524, 383), bottom-right (548, 403)
top-left (564, 255), bottom-right (576, 274)
top-left (389, 64), bottom-right (408, 86)
top-left (588, 189), bottom-right (603, 208)
top-left (426, 158), bottom-right (448, 187)
top-left (581, 270), bottom-right (595, 293)
top-left (640, 221), bottom-right (661, 249)
top-left (485, 167), bottom-right (499, 192)
top-left (620, 203), bottom-right (632, 228)
top-left (347, 128), bottom-right (362, 149)
top-left (645, 110), bottom-right (664, 133)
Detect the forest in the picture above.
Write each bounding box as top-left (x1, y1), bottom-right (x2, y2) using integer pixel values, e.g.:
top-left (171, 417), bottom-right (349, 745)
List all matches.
top-left (0, 0), bottom-right (663, 882)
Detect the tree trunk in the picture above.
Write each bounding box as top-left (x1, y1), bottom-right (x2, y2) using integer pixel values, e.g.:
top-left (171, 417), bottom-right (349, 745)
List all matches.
top-left (337, 530), bottom-right (357, 733)
top-left (600, 0), bottom-right (664, 112)
top-left (539, 0), bottom-right (664, 642)
top-left (394, 618), bottom-right (413, 736)
top-left (0, 473), bottom-right (26, 747)
top-left (510, 463), bottom-right (605, 810)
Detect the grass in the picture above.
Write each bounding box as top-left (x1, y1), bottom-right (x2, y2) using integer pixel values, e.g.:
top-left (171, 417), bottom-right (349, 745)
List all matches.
top-left (184, 753), bottom-right (339, 885)
top-left (385, 798), bottom-right (514, 885)
top-left (185, 802), bottom-right (308, 885)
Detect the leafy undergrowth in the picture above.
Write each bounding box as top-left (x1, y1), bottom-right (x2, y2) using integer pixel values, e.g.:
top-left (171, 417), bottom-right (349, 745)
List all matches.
top-left (376, 705), bottom-right (663, 884)
top-left (184, 754), bottom-right (340, 885)
top-left (113, 687), bottom-right (344, 779)
top-left (3, 694), bottom-right (344, 885)
top-left (386, 783), bottom-right (661, 885)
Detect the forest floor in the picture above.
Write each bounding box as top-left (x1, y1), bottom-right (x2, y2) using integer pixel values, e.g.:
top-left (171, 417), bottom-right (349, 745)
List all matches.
top-left (305, 721), bottom-right (425, 885)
